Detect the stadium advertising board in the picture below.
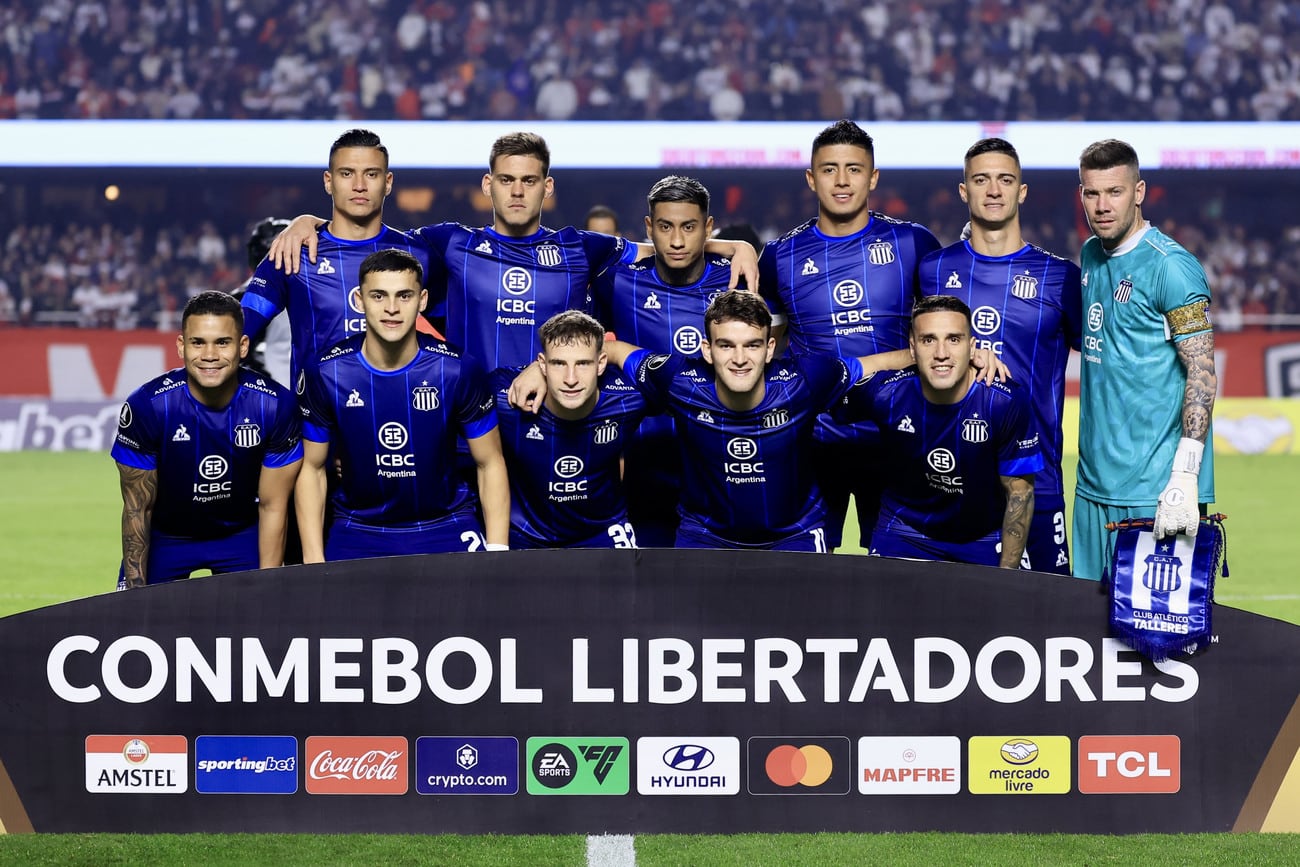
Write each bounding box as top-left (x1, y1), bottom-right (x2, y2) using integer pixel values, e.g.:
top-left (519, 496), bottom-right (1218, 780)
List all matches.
top-left (0, 550), bottom-right (1296, 834)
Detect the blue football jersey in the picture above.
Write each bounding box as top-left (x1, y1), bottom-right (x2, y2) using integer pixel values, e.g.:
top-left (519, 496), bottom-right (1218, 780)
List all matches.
top-left (412, 223), bottom-right (634, 372)
top-left (623, 350), bottom-right (860, 545)
top-left (919, 240), bottom-right (1081, 511)
top-left (759, 213), bottom-right (940, 444)
top-left (592, 253), bottom-right (736, 356)
top-left (299, 333), bottom-right (497, 528)
top-left (111, 368), bottom-right (303, 539)
top-left (240, 225), bottom-right (430, 389)
top-left (491, 367), bottom-right (650, 547)
top-left (835, 368), bottom-right (1044, 542)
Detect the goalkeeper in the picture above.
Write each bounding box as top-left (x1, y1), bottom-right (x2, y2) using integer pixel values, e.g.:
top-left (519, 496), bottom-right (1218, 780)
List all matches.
top-left (1073, 139), bottom-right (1216, 581)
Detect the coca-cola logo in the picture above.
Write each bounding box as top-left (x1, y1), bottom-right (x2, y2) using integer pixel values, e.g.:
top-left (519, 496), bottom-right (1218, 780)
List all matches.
top-left (309, 749), bottom-right (403, 781)
top-left (304, 737), bottom-right (409, 795)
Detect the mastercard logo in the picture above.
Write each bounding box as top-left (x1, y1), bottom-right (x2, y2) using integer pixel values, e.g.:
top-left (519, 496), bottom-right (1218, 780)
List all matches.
top-left (764, 744), bottom-right (834, 787)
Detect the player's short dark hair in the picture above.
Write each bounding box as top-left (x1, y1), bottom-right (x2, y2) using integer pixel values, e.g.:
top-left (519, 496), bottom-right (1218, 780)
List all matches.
top-left (247, 217), bottom-right (291, 270)
top-left (539, 310), bottom-right (606, 350)
top-left (910, 295), bottom-right (972, 331)
top-left (489, 132), bottom-right (550, 176)
top-left (811, 119), bottom-right (874, 163)
top-left (964, 138), bottom-right (1020, 171)
top-left (704, 290), bottom-right (772, 339)
top-left (358, 248), bottom-right (424, 287)
top-left (584, 204), bottom-right (619, 232)
top-left (182, 291), bottom-right (244, 332)
top-left (329, 129), bottom-right (389, 170)
top-left (1079, 139), bottom-right (1140, 176)
top-left (647, 175), bottom-right (710, 214)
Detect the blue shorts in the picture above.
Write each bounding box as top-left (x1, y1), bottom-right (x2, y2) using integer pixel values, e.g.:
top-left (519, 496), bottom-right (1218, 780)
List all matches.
top-left (117, 525), bottom-right (258, 588)
top-left (326, 508), bottom-right (485, 560)
top-left (870, 521), bottom-right (1000, 567)
top-left (1023, 506), bottom-right (1071, 575)
top-left (511, 519), bottom-right (638, 550)
top-left (675, 519), bottom-right (829, 553)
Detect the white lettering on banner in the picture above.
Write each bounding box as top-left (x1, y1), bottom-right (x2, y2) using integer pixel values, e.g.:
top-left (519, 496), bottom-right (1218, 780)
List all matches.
top-left (0, 401), bottom-right (120, 451)
top-left (46, 635), bottom-right (1198, 706)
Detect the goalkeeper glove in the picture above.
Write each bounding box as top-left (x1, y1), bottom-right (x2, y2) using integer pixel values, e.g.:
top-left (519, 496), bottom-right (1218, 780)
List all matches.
top-left (1153, 437), bottom-right (1203, 539)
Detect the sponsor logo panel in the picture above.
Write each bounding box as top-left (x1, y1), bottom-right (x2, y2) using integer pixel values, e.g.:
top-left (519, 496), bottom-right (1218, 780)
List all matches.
top-left (746, 736), bottom-right (851, 795)
top-left (526, 736), bottom-right (629, 795)
top-left (86, 734), bottom-right (188, 793)
top-left (304, 736), bottom-right (408, 795)
top-left (194, 735), bottom-right (298, 794)
top-left (416, 736), bottom-right (519, 795)
top-left (858, 736), bottom-right (961, 794)
top-left (968, 736), bottom-right (1071, 794)
top-left (636, 737), bottom-right (740, 795)
top-left (1078, 735), bottom-right (1180, 794)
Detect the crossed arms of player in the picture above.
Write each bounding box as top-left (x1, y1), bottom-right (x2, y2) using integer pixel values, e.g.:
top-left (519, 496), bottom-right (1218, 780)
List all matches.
top-left (1155, 301), bottom-right (1217, 539)
top-left (116, 459), bottom-right (302, 588)
top-left (266, 217), bottom-right (762, 291)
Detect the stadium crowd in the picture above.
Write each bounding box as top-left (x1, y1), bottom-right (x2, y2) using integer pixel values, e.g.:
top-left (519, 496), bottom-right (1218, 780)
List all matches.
top-left (2, 0), bottom-right (1298, 122)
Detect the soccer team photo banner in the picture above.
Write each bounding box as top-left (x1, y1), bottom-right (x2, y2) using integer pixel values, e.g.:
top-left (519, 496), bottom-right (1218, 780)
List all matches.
top-left (0, 549), bottom-right (1297, 835)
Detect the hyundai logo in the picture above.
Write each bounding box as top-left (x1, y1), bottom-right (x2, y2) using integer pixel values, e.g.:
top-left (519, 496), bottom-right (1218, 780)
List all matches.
top-left (663, 744), bottom-right (715, 771)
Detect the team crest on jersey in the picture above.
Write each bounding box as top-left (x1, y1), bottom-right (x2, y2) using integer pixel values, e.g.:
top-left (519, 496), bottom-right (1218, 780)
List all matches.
top-left (897, 415), bottom-right (914, 433)
top-left (526, 424), bottom-right (544, 441)
top-left (1012, 272), bottom-right (1039, 299)
top-left (1114, 278), bottom-right (1133, 304)
top-left (761, 409), bottom-right (789, 429)
top-left (475, 239), bottom-right (493, 254)
top-left (696, 411), bottom-right (715, 424)
top-left (317, 259), bottom-right (335, 275)
top-left (961, 417), bottom-right (989, 443)
top-left (536, 244), bottom-right (562, 267)
top-left (172, 424), bottom-right (190, 442)
top-left (867, 241), bottom-right (895, 266)
top-left (502, 267), bottom-right (532, 295)
top-left (235, 421), bottom-right (262, 448)
top-left (593, 420), bottom-right (619, 445)
top-left (346, 389), bottom-right (365, 408)
top-left (945, 272), bottom-right (962, 289)
top-left (644, 292), bottom-right (662, 310)
top-left (412, 384), bottom-right (440, 411)
top-left (801, 258), bottom-right (819, 276)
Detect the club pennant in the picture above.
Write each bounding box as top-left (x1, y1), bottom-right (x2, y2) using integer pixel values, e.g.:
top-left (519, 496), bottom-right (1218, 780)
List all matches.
top-left (1106, 515), bottom-right (1227, 661)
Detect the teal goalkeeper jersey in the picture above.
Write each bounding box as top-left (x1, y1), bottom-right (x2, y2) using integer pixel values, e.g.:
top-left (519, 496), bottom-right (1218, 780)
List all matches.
top-left (1077, 223), bottom-right (1215, 506)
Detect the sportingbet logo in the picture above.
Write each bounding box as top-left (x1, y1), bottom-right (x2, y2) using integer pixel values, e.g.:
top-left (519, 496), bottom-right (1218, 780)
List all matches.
top-left (526, 737), bottom-right (629, 795)
top-left (195, 735), bottom-right (297, 794)
top-left (1078, 735), bottom-right (1180, 794)
top-left (304, 736), bottom-right (408, 795)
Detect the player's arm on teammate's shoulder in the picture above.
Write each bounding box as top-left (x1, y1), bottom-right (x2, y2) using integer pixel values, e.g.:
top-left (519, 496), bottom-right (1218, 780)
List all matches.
top-left (117, 463), bottom-right (157, 589)
top-left (1154, 300), bottom-right (1216, 538)
top-left (507, 355), bottom-right (548, 414)
top-left (707, 237), bottom-right (759, 291)
top-left (855, 349), bottom-right (913, 378)
top-left (998, 474), bottom-right (1035, 569)
top-left (269, 215), bottom-right (327, 274)
top-left (971, 347), bottom-right (1010, 383)
top-left (257, 459), bottom-right (302, 569)
top-left (468, 428), bottom-right (511, 550)
top-left (295, 439), bottom-right (330, 563)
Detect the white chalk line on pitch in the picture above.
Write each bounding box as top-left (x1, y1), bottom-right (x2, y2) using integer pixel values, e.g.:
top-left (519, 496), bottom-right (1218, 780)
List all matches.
top-left (587, 833), bottom-right (636, 867)
top-left (1216, 594), bottom-right (1300, 601)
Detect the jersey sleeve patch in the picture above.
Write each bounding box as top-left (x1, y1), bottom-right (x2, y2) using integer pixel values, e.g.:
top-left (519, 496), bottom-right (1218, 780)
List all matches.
top-left (1166, 300), bottom-right (1211, 337)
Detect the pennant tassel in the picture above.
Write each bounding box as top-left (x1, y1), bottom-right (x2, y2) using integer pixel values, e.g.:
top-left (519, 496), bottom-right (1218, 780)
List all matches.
top-left (1106, 515), bottom-right (1227, 662)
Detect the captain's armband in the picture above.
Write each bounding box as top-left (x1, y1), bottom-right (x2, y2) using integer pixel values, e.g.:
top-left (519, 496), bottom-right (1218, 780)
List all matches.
top-left (1166, 301), bottom-right (1211, 337)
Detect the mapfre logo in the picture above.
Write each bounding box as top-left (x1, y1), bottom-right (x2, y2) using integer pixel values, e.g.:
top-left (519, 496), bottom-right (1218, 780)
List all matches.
top-left (1078, 735), bottom-right (1180, 794)
top-left (304, 736), bottom-right (408, 795)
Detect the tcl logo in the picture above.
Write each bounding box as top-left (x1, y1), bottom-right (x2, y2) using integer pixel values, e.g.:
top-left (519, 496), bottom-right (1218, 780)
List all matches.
top-left (1078, 735), bottom-right (1180, 794)
top-left (305, 736), bottom-right (408, 795)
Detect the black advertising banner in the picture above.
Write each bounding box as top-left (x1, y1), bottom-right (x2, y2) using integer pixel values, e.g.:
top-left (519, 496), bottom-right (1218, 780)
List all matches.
top-left (0, 549), bottom-right (1297, 834)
